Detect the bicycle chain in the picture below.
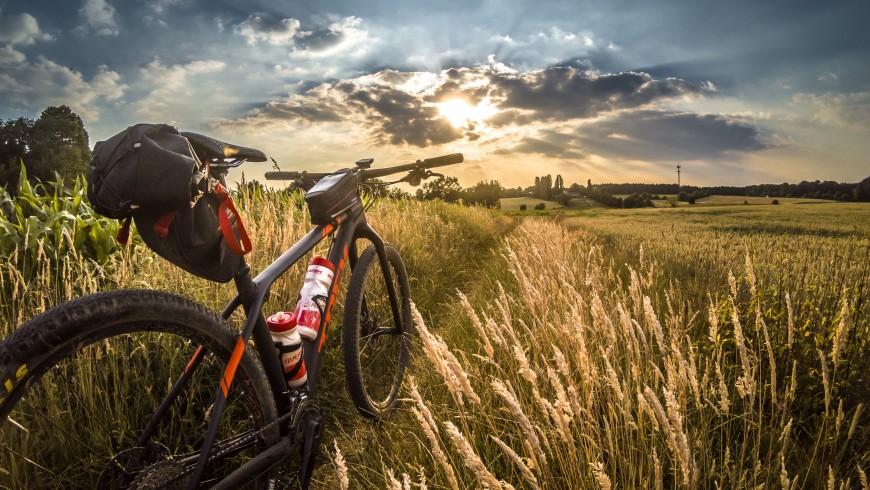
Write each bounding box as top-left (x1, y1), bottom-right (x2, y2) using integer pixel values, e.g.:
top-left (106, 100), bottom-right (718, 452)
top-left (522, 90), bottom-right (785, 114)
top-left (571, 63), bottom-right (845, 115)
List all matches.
top-left (129, 409), bottom-right (296, 489)
top-left (129, 460), bottom-right (188, 489)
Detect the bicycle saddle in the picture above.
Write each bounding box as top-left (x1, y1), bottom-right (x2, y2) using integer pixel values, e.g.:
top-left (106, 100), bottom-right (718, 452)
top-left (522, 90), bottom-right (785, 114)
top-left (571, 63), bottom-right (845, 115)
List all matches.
top-left (182, 132), bottom-right (267, 163)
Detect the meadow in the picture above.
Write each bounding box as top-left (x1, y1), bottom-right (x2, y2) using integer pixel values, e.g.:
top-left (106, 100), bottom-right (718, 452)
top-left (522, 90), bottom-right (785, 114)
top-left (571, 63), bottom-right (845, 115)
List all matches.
top-left (1, 185), bottom-right (868, 489)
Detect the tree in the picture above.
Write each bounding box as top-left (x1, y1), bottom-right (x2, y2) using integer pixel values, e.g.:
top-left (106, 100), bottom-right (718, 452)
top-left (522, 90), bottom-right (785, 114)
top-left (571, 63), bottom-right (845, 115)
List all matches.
top-left (463, 180), bottom-right (502, 208)
top-left (0, 117), bottom-right (34, 188)
top-left (421, 176), bottom-right (462, 202)
top-left (533, 174), bottom-right (553, 199)
top-left (854, 176), bottom-right (870, 202)
top-left (0, 106), bottom-right (90, 190)
top-left (29, 106), bottom-right (90, 183)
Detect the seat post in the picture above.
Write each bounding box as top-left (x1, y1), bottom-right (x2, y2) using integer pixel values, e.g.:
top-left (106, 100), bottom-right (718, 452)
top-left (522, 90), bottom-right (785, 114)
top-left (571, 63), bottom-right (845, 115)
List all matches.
top-left (233, 263), bottom-right (293, 416)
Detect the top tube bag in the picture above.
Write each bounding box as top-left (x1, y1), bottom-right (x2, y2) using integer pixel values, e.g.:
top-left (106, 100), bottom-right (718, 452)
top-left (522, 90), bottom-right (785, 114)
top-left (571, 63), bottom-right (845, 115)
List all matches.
top-left (304, 171), bottom-right (360, 224)
top-left (88, 123), bottom-right (251, 283)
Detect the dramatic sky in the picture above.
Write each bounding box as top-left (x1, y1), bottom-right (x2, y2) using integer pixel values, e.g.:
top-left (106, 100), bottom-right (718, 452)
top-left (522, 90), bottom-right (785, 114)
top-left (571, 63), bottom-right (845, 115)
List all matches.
top-left (1, 0), bottom-right (869, 188)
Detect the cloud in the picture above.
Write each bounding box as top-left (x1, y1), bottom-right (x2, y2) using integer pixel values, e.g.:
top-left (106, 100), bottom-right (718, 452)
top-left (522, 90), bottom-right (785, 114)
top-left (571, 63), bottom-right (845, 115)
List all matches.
top-left (221, 62), bottom-right (715, 150)
top-left (150, 0), bottom-right (183, 14)
top-left (507, 109), bottom-right (772, 161)
top-left (0, 52), bottom-right (125, 120)
top-left (485, 64), bottom-right (709, 124)
top-left (135, 58), bottom-right (226, 119)
top-left (234, 14), bottom-right (301, 45)
top-left (0, 45), bottom-right (26, 64)
top-left (77, 0), bottom-right (120, 36)
top-left (485, 26), bottom-right (614, 70)
top-left (791, 91), bottom-right (870, 129)
top-left (228, 77), bottom-right (462, 147)
top-left (0, 9), bottom-right (54, 45)
top-left (291, 16), bottom-right (370, 60)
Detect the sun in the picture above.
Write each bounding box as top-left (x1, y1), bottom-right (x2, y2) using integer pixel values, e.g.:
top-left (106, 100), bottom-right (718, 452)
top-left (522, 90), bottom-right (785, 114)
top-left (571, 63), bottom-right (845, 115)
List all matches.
top-left (435, 98), bottom-right (497, 128)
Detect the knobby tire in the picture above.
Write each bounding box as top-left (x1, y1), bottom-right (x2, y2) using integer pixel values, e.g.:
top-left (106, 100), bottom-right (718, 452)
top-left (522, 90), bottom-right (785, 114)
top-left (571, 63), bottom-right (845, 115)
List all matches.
top-left (0, 289), bottom-right (279, 489)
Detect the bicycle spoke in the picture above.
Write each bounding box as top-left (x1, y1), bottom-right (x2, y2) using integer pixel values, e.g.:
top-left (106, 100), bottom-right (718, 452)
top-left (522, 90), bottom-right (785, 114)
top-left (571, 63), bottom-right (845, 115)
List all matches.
top-left (61, 366), bottom-right (125, 450)
top-left (0, 443), bottom-right (88, 490)
top-left (20, 397), bottom-right (103, 455)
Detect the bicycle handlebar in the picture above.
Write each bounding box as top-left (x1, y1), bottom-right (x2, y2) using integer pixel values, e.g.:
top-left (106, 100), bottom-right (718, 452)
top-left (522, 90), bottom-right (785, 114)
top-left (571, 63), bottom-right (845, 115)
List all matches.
top-left (264, 153), bottom-right (463, 182)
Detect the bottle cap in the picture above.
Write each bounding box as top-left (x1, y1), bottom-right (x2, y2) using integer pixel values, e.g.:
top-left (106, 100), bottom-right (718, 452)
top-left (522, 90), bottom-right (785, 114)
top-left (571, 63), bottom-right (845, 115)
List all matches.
top-left (309, 256), bottom-right (335, 271)
top-left (267, 311), bottom-right (296, 333)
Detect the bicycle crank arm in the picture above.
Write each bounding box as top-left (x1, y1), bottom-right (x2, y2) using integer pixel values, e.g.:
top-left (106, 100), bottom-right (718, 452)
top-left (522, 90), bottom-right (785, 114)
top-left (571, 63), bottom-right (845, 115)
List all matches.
top-left (299, 415), bottom-right (323, 489)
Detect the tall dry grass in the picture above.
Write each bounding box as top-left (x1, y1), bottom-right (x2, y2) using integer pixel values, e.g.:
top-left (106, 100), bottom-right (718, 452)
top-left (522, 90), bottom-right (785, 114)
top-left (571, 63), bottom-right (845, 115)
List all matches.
top-left (4, 185), bottom-right (867, 488)
top-left (341, 216), bottom-right (868, 489)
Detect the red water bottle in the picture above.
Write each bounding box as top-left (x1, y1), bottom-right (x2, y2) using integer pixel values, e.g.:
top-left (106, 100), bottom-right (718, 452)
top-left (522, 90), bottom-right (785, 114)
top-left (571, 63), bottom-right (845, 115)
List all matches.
top-left (292, 257), bottom-right (335, 340)
top-left (266, 311), bottom-right (307, 389)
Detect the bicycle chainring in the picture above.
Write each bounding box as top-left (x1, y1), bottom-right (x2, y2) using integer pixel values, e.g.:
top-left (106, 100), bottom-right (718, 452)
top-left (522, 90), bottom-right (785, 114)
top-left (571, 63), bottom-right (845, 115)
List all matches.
top-left (98, 442), bottom-right (171, 488)
top-left (292, 398), bottom-right (323, 442)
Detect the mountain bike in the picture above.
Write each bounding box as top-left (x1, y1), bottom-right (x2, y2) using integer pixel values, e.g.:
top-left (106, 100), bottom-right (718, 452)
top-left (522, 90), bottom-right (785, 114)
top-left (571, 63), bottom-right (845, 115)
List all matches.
top-left (0, 134), bottom-right (463, 489)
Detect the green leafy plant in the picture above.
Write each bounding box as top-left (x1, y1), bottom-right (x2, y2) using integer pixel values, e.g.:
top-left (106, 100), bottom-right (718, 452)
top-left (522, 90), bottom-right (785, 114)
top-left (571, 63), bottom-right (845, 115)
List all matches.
top-left (0, 163), bottom-right (122, 281)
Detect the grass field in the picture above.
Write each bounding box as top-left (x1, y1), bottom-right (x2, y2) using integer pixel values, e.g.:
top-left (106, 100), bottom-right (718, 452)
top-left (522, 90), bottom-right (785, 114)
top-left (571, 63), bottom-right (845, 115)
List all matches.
top-left (500, 197), bottom-right (564, 210)
top-left (506, 194), bottom-right (837, 211)
top-left (621, 195), bottom-right (839, 208)
top-left (2, 191), bottom-right (868, 489)
top-left (500, 196), bottom-right (603, 211)
top-left (695, 195), bottom-right (837, 206)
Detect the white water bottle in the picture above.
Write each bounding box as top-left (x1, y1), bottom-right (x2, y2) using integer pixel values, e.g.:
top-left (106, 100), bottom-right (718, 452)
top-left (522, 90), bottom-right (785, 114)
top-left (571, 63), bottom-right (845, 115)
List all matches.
top-left (266, 311), bottom-right (307, 389)
top-left (292, 257), bottom-right (335, 341)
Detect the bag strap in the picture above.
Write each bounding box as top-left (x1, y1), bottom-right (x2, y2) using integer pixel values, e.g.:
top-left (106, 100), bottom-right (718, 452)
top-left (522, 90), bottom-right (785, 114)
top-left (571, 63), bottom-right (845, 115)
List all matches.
top-left (153, 211), bottom-right (178, 237)
top-left (214, 183), bottom-right (252, 256)
top-left (116, 216), bottom-right (132, 245)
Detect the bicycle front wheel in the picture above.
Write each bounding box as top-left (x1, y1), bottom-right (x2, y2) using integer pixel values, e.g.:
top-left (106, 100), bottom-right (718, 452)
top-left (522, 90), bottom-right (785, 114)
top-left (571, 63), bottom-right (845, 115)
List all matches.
top-left (0, 289), bottom-right (279, 489)
top-left (342, 244), bottom-right (412, 419)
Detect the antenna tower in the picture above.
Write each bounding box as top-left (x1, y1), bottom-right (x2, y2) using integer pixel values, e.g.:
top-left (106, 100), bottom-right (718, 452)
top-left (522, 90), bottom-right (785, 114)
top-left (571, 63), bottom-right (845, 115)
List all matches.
top-left (677, 164), bottom-right (682, 189)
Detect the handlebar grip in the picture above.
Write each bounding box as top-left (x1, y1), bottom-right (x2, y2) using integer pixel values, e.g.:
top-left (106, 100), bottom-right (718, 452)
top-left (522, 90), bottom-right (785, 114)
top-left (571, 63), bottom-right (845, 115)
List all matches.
top-left (422, 153), bottom-right (463, 168)
top-left (265, 171), bottom-right (301, 180)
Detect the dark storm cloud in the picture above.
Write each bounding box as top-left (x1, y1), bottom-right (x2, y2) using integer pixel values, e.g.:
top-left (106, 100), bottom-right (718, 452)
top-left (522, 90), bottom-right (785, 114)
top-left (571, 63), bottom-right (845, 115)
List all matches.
top-left (485, 65), bottom-right (709, 125)
top-left (506, 110), bottom-right (770, 161)
top-left (238, 62), bottom-right (712, 147)
top-left (340, 82), bottom-right (462, 146)
top-left (248, 79), bottom-right (462, 147)
top-left (255, 98), bottom-right (345, 124)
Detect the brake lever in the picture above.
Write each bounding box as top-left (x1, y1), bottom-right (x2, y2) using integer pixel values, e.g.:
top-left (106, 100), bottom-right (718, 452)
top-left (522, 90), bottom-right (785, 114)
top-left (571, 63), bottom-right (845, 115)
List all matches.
top-left (401, 169), bottom-right (444, 187)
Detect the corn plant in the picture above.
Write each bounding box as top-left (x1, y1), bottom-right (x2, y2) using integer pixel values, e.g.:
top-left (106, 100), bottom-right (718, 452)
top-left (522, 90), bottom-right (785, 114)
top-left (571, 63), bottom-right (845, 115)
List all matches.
top-left (0, 164), bottom-right (121, 273)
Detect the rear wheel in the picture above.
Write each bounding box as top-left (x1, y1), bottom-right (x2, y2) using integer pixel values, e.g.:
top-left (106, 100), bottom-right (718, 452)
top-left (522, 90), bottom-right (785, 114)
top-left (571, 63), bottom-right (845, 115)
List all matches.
top-left (0, 289), bottom-right (279, 488)
top-left (342, 244), bottom-right (412, 419)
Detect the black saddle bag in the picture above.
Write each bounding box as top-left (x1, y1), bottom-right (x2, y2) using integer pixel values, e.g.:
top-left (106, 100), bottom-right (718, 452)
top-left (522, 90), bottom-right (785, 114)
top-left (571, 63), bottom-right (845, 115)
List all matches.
top-left (88, 123), bottom-right (251, 283)
top-left (88, 123), bottom-right (202, 219)
top-left (135, 189), bottom-right (247, 283)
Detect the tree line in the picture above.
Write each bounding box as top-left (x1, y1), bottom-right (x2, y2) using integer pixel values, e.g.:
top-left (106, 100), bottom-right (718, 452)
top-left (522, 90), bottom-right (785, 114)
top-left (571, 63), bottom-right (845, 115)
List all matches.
top-left (416, 176), bottom-right (502, 208)
top-left (596, 179), bottom-right (870, 202)
top-left (1, 106), bottom-right (90, 190)
top-left (500, 172), bottom-right (870, 208)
